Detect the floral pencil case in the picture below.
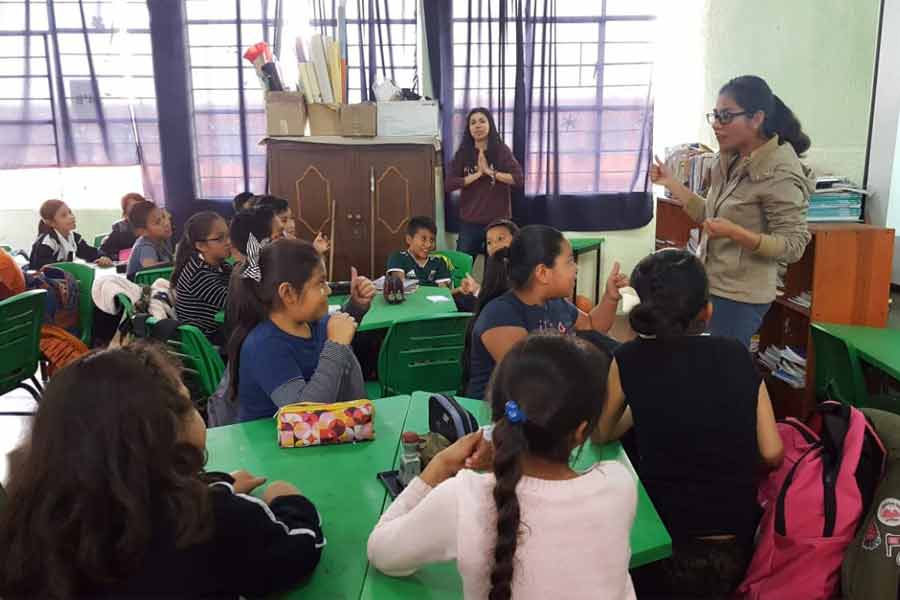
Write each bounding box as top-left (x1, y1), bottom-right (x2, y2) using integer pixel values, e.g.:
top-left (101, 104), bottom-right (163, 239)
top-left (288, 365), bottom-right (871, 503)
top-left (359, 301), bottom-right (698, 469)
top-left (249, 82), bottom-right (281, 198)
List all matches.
top-left (276, 399), bottom-right (375, 448)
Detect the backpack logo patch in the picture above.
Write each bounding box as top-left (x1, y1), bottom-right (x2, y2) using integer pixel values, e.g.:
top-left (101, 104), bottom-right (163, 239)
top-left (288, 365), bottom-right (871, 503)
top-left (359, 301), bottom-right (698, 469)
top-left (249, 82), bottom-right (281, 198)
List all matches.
top-left (862, 520), bottom-right (881, 551)
top-left (887, 533), bottom-right (900, 558)
top-left (878, 498), bottom-right (900, 527)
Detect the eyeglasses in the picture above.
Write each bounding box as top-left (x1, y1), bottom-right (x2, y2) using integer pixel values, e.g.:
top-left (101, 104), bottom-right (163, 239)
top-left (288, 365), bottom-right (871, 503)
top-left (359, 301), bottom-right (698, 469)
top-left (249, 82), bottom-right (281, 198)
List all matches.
top-left (706, 110), bottom-right (750, 125)
top-left (202, 234), bottom-right (229, 243)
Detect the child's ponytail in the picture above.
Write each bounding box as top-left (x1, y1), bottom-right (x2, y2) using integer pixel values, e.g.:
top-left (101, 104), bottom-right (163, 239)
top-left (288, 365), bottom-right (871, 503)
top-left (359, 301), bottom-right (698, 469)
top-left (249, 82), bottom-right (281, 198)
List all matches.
top-left (37, 199), bottom-right (64, 235)
top-left (488, 417), bottom-right (526, 600)
top-left (461, 247), bottom-right (512, 392)
top-left (171, 211), bottom-right (221, 288)
top-left (486, 335), bottom-right (610, 599)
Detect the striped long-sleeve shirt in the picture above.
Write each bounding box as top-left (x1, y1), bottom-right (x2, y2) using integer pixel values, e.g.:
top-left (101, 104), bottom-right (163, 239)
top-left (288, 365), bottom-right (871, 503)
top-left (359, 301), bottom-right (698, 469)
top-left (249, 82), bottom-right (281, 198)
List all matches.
top-left (174, 253), bottom-right (232, 338)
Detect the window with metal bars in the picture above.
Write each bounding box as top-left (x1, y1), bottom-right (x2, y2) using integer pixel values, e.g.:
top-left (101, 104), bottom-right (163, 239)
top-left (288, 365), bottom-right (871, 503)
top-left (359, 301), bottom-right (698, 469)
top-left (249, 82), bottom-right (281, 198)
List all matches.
top-left (0, 0), bottom-right (161, 199)
top-left (184, 0), bottom-right (281, 200)
top-left (448, 0), bottom-right (654, 196)
top-left (309, 0), bottom-right (418, 104)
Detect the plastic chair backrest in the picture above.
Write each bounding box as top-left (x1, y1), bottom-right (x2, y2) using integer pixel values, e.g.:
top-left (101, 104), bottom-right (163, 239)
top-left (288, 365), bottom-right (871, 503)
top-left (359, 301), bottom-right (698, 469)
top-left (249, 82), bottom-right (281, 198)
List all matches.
top-left (0, 244), bottom-right (11, 252)
top-left (140, 317), bottom-right (224, 400)
top-left (49, 262), bottom-right (95, 346)
top-left (0, 290), bottom-right (46, 397)
top-left (134, 266), bottom-right (173, 287)
top-left (378, 312), bottom-right (472, 396)
top-left (94, 234), bottom-right (107, 248)
top-left (433, 250), bottom-right (473, 288)
top-left (811, 324), bottom-right (869, 407)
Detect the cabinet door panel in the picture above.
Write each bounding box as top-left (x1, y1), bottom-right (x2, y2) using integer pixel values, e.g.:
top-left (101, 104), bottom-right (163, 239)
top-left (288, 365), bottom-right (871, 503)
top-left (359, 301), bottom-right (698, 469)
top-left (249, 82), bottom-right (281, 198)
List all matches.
top-left (361, 146), bottom-right (435, 277)
top-left (268, 143), bottom-right (363, 279)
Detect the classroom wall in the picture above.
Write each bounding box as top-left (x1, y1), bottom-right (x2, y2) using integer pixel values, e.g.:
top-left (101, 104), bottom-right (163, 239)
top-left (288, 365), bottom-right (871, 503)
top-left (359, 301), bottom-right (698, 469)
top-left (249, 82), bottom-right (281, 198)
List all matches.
top-left (0, 210), bottom-right (120, 254)
top-left (866, 0), bottom-right (900, 284)
top-left (699, 0), bottom-right (880, 184)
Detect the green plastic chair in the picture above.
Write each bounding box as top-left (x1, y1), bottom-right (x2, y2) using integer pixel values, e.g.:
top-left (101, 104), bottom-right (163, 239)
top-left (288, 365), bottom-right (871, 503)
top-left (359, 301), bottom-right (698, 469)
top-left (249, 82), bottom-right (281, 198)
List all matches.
top-left (0, 290), bottom-right (47, 413)
top-left (0, 244), bottom-right (11, 252)
top-left (377, 313), bottom-right (473, 397)
top-left (434, 250), bottom-right (474, 288)
top-left (140, 317), bottom-right (224, 402)
top-left (134, 266), bottom-right (173, 287)
top-left (49, 262), bottom-right (95, 346)
top-left (93, 234), bottom-right (108, 248)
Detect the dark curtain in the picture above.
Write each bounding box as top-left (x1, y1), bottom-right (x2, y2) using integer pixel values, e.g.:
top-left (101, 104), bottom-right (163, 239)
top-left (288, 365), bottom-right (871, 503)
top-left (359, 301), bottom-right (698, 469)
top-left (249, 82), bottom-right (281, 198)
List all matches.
top-left (1, 0), bottom-right (162, 201)
top-left (424, 0), bottom-right (654, 232)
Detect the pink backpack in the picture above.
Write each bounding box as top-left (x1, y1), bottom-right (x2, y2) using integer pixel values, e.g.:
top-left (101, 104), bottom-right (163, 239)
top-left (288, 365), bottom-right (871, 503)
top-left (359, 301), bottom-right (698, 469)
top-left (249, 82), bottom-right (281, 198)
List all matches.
top-left (738, 401), bottom-right (885, 600)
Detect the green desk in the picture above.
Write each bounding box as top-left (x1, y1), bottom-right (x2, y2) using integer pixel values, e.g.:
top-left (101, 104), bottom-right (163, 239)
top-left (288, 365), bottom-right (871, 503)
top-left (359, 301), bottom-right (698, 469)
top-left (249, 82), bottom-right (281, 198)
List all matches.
top-left (360, 391), bottom-right (672, 599)
top-left (204, 395), bottom-right (413, 600)
top-left (567, 237), bottom-right (604, 303)
top-left (212, 288), bottom-right (454, 332)
top-left (815, 323), bottom-right (900, 381)
top-left (357, 287), bottom-right (456, 332)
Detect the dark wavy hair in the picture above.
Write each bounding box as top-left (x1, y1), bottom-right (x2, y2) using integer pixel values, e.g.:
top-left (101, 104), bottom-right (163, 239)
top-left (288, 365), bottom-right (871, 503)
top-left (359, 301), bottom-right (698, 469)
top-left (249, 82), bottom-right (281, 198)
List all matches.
top-left (485, 334), bottom-right (610, 600)
top-left (171, 211), bottom-right (226, 288)
top-left (719, 75), bottom-right (811, 156)
top-left (453, 107), bottom-right (505, 169)
top-left (0, 343), bottom-right (212, 599)
top-left (629, 249), bottom-right (709, 338)
top-left (226, 238), bottom-right (323, 402)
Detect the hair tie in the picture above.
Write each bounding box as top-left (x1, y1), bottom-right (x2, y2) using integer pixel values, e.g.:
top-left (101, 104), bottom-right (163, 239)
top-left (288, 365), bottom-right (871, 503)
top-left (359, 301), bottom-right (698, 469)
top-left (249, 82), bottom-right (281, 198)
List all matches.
top-left (504, 400), bottom-right (526, 424)
top-left (241, 232), bottom-right (263, 282)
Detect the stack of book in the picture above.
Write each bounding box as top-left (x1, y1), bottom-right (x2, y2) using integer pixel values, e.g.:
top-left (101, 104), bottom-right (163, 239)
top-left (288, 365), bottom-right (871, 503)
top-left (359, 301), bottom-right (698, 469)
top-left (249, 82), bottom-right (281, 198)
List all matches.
top-left (759, 346), bottom-right (807, 389)
top-left (808, 177), bottom-right (865, 222)
top-left (297, 33), bottom-right (347, 104)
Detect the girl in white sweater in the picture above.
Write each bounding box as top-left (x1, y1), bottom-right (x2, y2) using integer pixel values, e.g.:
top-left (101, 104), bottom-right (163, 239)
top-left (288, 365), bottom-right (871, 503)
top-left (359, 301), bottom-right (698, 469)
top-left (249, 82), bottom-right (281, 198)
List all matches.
top-left (367, 334), bottom-right (637, 600)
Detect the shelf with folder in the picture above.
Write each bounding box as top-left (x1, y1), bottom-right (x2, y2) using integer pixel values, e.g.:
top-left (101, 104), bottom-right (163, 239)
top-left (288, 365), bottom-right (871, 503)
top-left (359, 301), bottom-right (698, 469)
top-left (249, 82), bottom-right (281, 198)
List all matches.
top-left (758, 223), bottom-right (894, 419)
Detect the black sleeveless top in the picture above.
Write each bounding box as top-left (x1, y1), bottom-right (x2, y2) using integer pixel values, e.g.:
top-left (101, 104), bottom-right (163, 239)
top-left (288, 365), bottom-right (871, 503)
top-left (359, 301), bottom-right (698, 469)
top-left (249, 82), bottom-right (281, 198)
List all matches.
top-left (616, 335), bottom-right (762, 542)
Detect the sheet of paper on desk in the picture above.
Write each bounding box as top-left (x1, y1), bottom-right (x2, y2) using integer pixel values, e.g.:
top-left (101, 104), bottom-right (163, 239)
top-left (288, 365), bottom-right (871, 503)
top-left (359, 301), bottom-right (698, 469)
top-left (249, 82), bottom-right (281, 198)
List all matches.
top-left (328, 305), bottom-right (340, 314)
top-left (426, 295), bottom-right (452, 303)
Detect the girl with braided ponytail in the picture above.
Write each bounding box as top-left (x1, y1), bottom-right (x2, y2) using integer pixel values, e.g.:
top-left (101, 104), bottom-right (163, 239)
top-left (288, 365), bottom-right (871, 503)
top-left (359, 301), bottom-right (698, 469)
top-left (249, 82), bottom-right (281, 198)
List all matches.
top-left (368, 334), bottom-right (637, 599)
top-left (593, 248), bottom-right (783, 597)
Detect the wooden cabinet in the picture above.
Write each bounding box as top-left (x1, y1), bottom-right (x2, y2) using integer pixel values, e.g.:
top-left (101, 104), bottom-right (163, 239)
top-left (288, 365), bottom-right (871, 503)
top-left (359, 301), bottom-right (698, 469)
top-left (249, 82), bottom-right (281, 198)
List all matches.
top-left (759, 223), bottom-right (894, 418)
top-left (655, 197), bottom-right (696, 249)
top-left (267, 139), bottom-right (436, 279)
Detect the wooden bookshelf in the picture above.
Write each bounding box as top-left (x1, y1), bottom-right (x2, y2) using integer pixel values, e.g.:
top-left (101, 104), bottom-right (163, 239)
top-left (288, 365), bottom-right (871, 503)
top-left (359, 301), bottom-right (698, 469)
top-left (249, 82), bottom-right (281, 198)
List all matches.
top-left (759, 223), bottom-right (895, 419)
top-left (655, 197), bottom-right (695, 249)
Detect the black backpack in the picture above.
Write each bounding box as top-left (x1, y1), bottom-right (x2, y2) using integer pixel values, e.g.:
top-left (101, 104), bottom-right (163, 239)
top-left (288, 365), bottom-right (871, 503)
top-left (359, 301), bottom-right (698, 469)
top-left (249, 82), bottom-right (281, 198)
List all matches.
top-left (429, 393), bottom-right (478, 443)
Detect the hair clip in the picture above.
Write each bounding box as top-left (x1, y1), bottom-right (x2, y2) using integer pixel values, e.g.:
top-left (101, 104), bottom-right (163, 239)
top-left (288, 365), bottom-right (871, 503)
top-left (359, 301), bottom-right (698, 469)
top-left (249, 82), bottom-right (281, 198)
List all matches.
top-left (241, 232), bottom-right (263, 282)
top-left (504, 400), bottom-right (526, 424)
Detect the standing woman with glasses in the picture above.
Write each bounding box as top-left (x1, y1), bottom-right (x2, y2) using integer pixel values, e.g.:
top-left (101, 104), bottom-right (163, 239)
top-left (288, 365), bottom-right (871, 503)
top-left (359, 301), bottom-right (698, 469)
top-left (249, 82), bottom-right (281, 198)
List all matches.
top-left (651, 75), bottom-right (813, 347)
top-left (445, 107), bottom-right (525, 259)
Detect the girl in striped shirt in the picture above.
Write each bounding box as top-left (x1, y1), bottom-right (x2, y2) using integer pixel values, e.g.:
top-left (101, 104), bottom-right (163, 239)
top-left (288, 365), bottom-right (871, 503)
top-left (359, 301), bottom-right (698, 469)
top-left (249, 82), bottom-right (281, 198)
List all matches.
top-left (172, 212), bottom-right (233, 343)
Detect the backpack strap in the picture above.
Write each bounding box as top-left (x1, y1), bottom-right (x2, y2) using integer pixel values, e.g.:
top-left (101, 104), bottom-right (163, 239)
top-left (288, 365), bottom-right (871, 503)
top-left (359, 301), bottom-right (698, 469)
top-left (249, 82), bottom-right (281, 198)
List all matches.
top-left (775, 443), bottom-right (822, 536)
top-left (819, 402), bottom-right (852, 537)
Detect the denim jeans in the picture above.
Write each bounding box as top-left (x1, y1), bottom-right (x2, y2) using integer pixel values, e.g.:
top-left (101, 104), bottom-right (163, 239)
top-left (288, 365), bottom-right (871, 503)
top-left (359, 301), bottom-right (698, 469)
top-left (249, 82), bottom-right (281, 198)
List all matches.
top-left (708, 295), bottom-right (771, 348)
top-left (456, 220), bottom-right (486, 258)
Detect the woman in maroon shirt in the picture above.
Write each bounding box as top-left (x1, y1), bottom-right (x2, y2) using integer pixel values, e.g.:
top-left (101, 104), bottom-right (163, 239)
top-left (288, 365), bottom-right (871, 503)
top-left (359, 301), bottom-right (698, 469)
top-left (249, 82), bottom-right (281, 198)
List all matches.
top-left (445, 108), bottom-right (524, 258)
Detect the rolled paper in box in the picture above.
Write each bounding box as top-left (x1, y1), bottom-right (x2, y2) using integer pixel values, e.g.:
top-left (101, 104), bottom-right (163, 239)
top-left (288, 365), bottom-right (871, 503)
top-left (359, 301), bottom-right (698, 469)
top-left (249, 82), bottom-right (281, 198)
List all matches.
top-left (276, 399), bottom-right (375, 448)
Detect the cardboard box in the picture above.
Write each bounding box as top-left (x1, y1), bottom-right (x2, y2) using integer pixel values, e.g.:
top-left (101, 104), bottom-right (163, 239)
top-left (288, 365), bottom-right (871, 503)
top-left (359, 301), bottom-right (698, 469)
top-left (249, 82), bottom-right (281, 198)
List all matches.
top-left (307, 103), bottom-right (342, 136)
top-left (340, 102), bottom-right (377, 137)
top-left (377, 100), bottom-right (440, 137)
top-left (265, 92), bottom-right (308, 136)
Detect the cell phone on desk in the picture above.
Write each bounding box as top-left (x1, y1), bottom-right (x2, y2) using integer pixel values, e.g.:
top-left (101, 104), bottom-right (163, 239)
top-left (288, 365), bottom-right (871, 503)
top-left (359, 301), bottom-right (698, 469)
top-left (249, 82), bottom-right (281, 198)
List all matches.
top-left (377, 470), bottom-right (405, 500)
